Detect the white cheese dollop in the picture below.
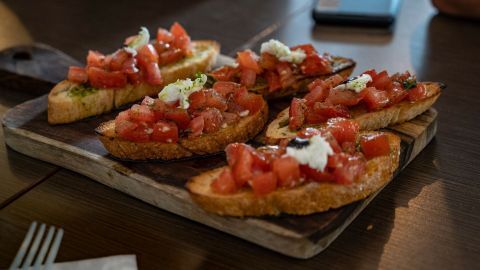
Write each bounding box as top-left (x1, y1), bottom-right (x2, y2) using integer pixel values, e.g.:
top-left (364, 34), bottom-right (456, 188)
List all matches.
top-left (286, 135), bottom-right (333, 172)
top-left (158, 74), bottom-right (207, 109)
top-left (126, 27), bottom-right (150, 51)
top-left (333, 74), bottom-right (372, 93)
top-left (260, 39), bottom-right (306, 64)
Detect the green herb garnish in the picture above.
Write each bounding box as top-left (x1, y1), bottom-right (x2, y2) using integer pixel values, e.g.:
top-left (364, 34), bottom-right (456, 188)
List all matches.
top-left (403, 76), bottom-right (417, 90)
top-left (67, 85), bottom-right (99, 98)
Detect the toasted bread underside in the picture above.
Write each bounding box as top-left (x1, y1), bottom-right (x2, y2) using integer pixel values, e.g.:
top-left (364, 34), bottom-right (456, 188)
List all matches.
top-left (250, 56), bottom-right (355, 99)
top-left (95, 100), bottom-right (269, 160)
top-left (264, 82), bottom-right (442, 144)
top-left (48, 40), bottom-right (220, 124)
top-left (187, 132), bottom-right (400, 217)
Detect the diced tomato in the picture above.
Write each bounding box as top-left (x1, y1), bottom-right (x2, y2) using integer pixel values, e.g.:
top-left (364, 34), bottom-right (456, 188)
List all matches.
top-left (360, 133), bottom-right (391, 159)
top-left (304, 108), bottom-right (327, 125)
top-left (233, 87), bottom-right (264, 114)
top-left (324, 74), bottom-right (345, 88)
top-left (109, 49), bottom-right (130, 71)
top-left (165, 108), bottom-right (191, 130)
top-left (304, 79), bottom-right (329, 106)
top-left (297, 127), bottom-right (322, 139)
top-left (326, 118), bottom-right (359, 145)
top-left (67, 66), bottom-right (88, 83)
top-left (129, 104), bottom-right (156, 123)
top-left (158, 48), bottom-right (185, 66)
top-left (272, 156), bottom-right (301, 187)
top-left (342, 141), bottom-right (357, 154)
top-left (86, 67), bottom-right (127, 88)
top-left (117, 121), bottom-right (151, 142)
top-left (326, 89), bottom-right (364, 106)
top-left (232, 146), bottom-right (254, 187)
top-left (153, 41), bottom-right (171, 54)
top-left (265, 70), bottom-right (281, 92)
top-left (225, 143), bottom-right (253, 167)
top-left (198, 108), bottom-right (223, 133)
top-left (407, 83), bottom-right (427, 102)
top-left (237, 50), bottom-right (261, 73)
top-left (250, 172), bottom-right (277, 196)
top-left (240, 68), bottom-right (256, 88)
top-left (300, 54), bottom-right (332, 76)
top-left (86, 50), bottom-right (107, 68)
top-left (327, 152), bottom-right (349, 169)
top-left (151, 121), bottom-right (178, 143)
top-left (333, 157), bottom-right (365, 184)
top-left (362, 87), bottom-right (390, 111)
top-left (170, 22), bottom-right (192, 55)
top-left (210, 66), bottom-right (238, 82)
top-left (276, 62), bottom-right (295, 89)
top-left (204, 89), bottom-right (228, 111)
top-left (115, 118), bottom-right (136, 137)
top-left (211, 168), bottom-right (237, 194)
top-left (371, 71), bottom-right (392, 90)
top-left (142, 62), bottom-right (163, 86)
top-left (151, 99), bottom-right (168, 120)
top-left (362, 69), bottom-right (377, 79)
top-left (290, 44), bottom-right (317, 55)
top-left (156, 28), bottom-right (174, 43)
top-left (251, 151), bottom-right (270, 173)
top-left (213, 81), bottom-right (237, 97)
top-left (300, 165), bottom-right (335, 182)
top-left (189, 115), bottom-right (204, 137)
top-left (259, 52), bottom-right (277, 70)
top-left (310, 102), bottom-right (350, 122)
top-left (127, 71), bottom-right (142, 85)
top-left (115, 110), bottom-right (130, 123)
top-left (289, 98), bottom-right (307, 130)
top-left (188, 90), bottom-right (206, 111)
top-left (387, 82), bottom-right (409, 105)
top-left (120, 57), bottom-right (138, 74)
top-left (136, 44), bottom-right (159, 68)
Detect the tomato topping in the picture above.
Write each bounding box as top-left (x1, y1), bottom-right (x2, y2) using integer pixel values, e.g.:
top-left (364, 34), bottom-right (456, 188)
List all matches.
top-left (291, 44), bottom-right (317, 55)
top-left (210, 66), bottom-right (238, 82)
top-left (158, 48), bottom-right (185, 66)
top-left (362, 69), bottom-right (377, 79)
top-left (151, 121), bottom-right (179, 143)
top-left (156, 28), bottom-right (174, 43)
top-left (67, 66), bottom-right (88, 83)
top-left (272, 156), bottom-right (301, 187)
top-left (259, 52), bottom-right (278, 70)
top-left (309, 103), bottom-right (350, 122)
top-left (300, 165), bottom-right (335, 182)
top-left (237, 50), bottom-right (261, 74)
top-left (387, 82), bottom-right (409, 105)
top-left (300, 54), bottom-right (332, 76)
top-left (233, 87), bottom-right (263, 114)
top-left (225, 143), bottom-right (254, 167)
top-left (204, 90), bottom-right (228, 111)
top-left (362, 87), bottom-right (390, 111)
top-left (170, 22), bottom-right (192, 56)
top-left (326, 118), bottom-right (359, 145)
top-left (129, 104), bottom-right (156, 123)
top-left (305, 79), bottom-right (330, 106)
top-left (116, 121), bottom-right (151, 142)
top-left (188, 115), bottom-right (204, 137)
top-left (188, 90), bottom-right (207, 111)
top-left (265, 70), bottom-right (281, 92)
top-left (164, 108), bottom-right (191, 130)
top-left (232, 146), bottom-right (254, 187)
top-left (327, 88), bottom-right (365, 106)
top-left (408, 83), bottom-right (427, 102)
top-left (289, 98), bottom-right (307, 130)
top-left (213, 81), bottom-right (237, 97)
top-left (211, 168), bottom-right (237, 194)
top-left (198, 108), bottom-right (223, 133)
top-left (240, 68), bottom-right (257, 88)
top-left (86, 50), bottom-right (107, 68)
top-left (333, 156), bottom-right (365, 184)
top-left (87, 67), bottom-right (127, 88)
top-left (250, 172), bottom-right (277, 196)
top-left (142, 62), bottom-right (163, 86)
top-left (136, 44), bottom-right (159, 68)
top-left (360, 133), bottom-right (391, 160)
top-left (370, 71), bottom-right (392, 90)
top-left (109, 49), bottom-right (130, 71)
top-left (276, 62), bottom-right (295, 89)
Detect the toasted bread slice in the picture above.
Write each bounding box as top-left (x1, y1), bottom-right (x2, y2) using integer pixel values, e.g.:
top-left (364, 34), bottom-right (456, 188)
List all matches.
top-left (247, 56), bottom-right (355, 100)
top-left (95, 100), bottom-right (269, 160)
top-left (187, 132), bottom-right (400, 216)
top-left (264, 82), bottom-right (442, 144)
top-left (48, 40), bottom-right (220, 124)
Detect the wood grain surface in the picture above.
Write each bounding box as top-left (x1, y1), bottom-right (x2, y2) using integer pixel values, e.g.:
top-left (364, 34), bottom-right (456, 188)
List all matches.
top-left (0, 0), bottom-right (479, 269)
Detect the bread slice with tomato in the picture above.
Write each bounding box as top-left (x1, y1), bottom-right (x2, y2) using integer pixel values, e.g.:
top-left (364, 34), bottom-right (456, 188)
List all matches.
top-left (265, 70), bottom-right (442, 144)
top-left (209, 39), bottom-right (355, 100)
top-left (187, 119), bottom-right (400, 216)
top-left (96, 75), bottom-right (269, 160)
top-left (48, 23), bottom-right (220, 124)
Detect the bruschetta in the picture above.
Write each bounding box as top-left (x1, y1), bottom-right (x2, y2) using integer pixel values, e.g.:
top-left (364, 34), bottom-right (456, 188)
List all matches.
top-left (265, 69), bottom-right (442, 144)
top-left (208, 39), bottom-right (355, 99)
top-left (187, 118), bottom-right (400, 216)
top-left (96, 74), bottom-right (268, 160)
top-left (48, 23), bottom-right (220, 124)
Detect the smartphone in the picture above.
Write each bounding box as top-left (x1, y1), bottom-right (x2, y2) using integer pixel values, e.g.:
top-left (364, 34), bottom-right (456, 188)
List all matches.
top-left (312, 0), bottom-right (402, 27)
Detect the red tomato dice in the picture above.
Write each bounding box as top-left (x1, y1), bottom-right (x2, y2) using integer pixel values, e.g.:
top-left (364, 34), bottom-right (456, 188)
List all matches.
top-left (87, 67), bottom-right (127, 88)
top-left (115, 118), bottom-right (137, 137)
top-left (387, 82), bottom-right (409, 105)
top-left (86, 50), bottom-right (107, 68)
top-left (309, 102), bottom-right (351, 123)
top-left (259, 52), bottom-right (277, 70)
top-left (158, 48), bottom-right (185, 66)
top-left (142, 62), bottom-right (163, 86)
top-left (213, 81), bottom-right (237, 97)
top-left (276, 62), bottom-right (295, 89)
top-left (211, 168), bottom-right (237, 194)
top-left (371, 70), bottom-right (392, 90)
top-left (326, 89), bottom-right (364, 106)
top-left (360, 133), bottom-right (391, 160)
top-left (305, 79), bottom-right (330, 106)
top-left (289, 98), bottom-right (307, 130)
top-left (204, 89), bottom-right (228, 111)
top-left (151, 98), bottom-right (168, 120)
top-left (127, 71), bottom-right (142, 85)
top-left (326, 118), bottom-right (360, 145)
top-left (300, 165), bottom-right (335, 182)
top-left (198, 108), bottom-right (223, 133)
top-left (407, 83), bottom-right (427, 102)
top-left (300, 54), bottom-right (332, 76)
top-left (170, 22), bottom-right (192, 55)
top-left (250, 172), bottom-right (277, 196)
top-left (210, 66), bottom-right (238, 82)
top-left (67, 66), bottom-right (88, 83)
top-left (129, 104), bottom-right (156, 123)
top-left (188, 115), bottom-right (204, 137)
top-left (362, 87), bottom-right (390, 111)
top-left (136, 44), bottom-right (159, 68)
top-left (265, 70), bottom-right (281, 92)
top-left (232, 146), bottom-right (254, 187)
top-left (225, 143), bottom-right (254, 167)
top-left (116, 121), bottom-right (151, 142)
top-left (290, 44), bottom-right (317, 55)
top-left (151, 121), bottom-right (179, 143)
top-left (165, 108), bottom-right (191, 130)
top-left (188, 90), bottom-right (207, 111)
top-left (333, 157), bottom-right (366, 184)
top-left (156, 28), bottom-right (174, 43)
top-left (234, 87), bottom-right (264, 114)
top-left (109, 49), bottom-right (130, 71)
top-left (237, 50), bottom-right (261, 73)
top-left (272, 156), bottom-right (301, 187)
top-left (240, 68), bottom-right (257, 88)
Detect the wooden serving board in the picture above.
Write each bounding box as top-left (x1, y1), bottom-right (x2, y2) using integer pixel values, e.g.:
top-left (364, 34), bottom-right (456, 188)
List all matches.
top-left (1, 49), bottom-right (438, 258)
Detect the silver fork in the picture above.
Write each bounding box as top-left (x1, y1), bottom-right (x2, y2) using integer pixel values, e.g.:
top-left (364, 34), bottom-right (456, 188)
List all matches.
top-left (9, 221), bottom-right (64, 270)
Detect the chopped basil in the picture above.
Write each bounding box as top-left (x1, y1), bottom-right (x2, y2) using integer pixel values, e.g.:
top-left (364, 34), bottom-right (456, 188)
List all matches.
top-left (403, 76), bottom-right (417, 90)
top-left (68, 85), bottom-right (98, 98)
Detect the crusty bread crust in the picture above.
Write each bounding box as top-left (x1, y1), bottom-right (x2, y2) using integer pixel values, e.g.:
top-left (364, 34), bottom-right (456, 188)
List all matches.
top-left (96, 100), bottom-right (269, 160)
top-left (187, 132), bottom-right (400, 217)
top-left (48, 40), bottom-right (220, 124)
top-left (264, 82), bottom-right (441, 144)
top-left (249, 56), bottom-right (355, 100)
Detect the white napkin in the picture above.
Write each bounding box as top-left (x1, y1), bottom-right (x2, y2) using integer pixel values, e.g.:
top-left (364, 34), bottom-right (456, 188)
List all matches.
top-left (14, 255), bottom-right (138, 270)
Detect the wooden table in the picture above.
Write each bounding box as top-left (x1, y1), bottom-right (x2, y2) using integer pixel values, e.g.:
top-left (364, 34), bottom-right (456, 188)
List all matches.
top-left (0, 0), bottom-right (479, 269)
